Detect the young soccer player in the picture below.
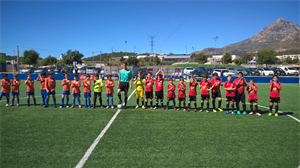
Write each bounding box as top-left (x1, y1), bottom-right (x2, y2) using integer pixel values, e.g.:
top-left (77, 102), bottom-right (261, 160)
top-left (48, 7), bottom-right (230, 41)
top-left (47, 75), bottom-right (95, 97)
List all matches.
top-left (45, 72), bottom-right (56, 108)
top-left (247, 79), bottom-right (260, 116)
top-left (0, 73), bottom-right (11, 107)
top-left (134, 71), bottom-right (145, 109)
top-left (188, 74), bottom-right (198, 112)
top-left (224, 75), bottom-right (236, 114)
top-left (210, 73), bottom-right (223, 112)
top-left (71, 74), bottom-right (81, 108)
top-left (269, 75), bottom-right (282, 117)
top-left (177, 78), bottom-right (186, 111)
top-left (234, 72), bottom-right (247, 115)
top-left (106, 75), bottom-right (115, 108)
top-left (154, 68), bottom-right (165, 110)
top-left (92, 74), bottom-right (104, 109)
top-left (24, 74), bottom-right (36, 106)
top-left (11, 73), bottom-right (20, 107)
top-left (82, 74), bottom-right (92, 108)
top-left (199, 74), bottom-right (212, 113)
top-left (37, 72), bottom-right (47, 106)
top-left (60, 73), bottom-right (71, 108)
top-left (144, 72), bottom-right (155, 109)
top-left (166, 78), bottom-right (176, 110)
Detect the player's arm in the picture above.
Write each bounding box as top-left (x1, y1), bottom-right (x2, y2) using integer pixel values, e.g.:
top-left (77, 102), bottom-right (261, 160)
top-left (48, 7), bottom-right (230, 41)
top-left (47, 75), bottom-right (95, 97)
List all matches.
top-left (155, 69), bottom-right (160, 77)
top-left (45, 79), bottom-right (49, 92)
top-left (253, 85), bottom-right (258, 92)
top-left (269, 80), bottom-right (273, 90)
top-left (243, 79), bottom-right (247, 86)
top-left (111, 81), bottom-right (115, 87)
top-left (99, 80), bottom-right (104, 88)
top-left (161, 69), bottom-right (165, 79)
top-left (86, 80), bottom-right (90, 87)
top-left (130, 77), bottom-right (133, 89)
top-left (276, 83), bottom-right (282, 90)
top-left (52, 80), bottom-right (56, 91)
top-left (24, 79), bottom-right (28, 85)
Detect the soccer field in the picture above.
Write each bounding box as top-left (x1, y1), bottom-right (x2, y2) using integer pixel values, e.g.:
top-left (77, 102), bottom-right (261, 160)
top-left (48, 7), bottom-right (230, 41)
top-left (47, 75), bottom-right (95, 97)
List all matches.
top-left (1, 80), bottom-right (299, 168)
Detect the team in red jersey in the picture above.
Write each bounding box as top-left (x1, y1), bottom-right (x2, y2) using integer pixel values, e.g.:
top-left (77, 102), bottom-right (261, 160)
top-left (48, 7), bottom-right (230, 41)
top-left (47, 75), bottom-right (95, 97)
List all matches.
top-left (166, 78), bottom-right (176, 110)
top-left (154, 68), bottom-right (165, 110)
top-left (61, 73), bottom-right (71, 108)
top-left (199, 74), bottom-right (212, 112)
top-left (233, 72), bottom-right (248, 114)
top-left (11, 73), bottom-right (20, 106)
top-left (177, 78), bottom-right (186, 111)
top-left (210, 73), bottom-right (223, 112)
top-left (37, 72), bottom-right (47, 106)
top-left (0, 73), bottom-right (11, 106)
top-left (247, 79), bottom-right (260, 116)
top-left (144, 72), bottom-right (155, 109)
top-left (224, 75), bottom-right (236, 114)
top-left (24, 74), bottom-right (36, 106)
top-left (188, 74), bottom-right (198, 112)
top-left (268, 75), bottom-right (282, 116)
top-left (71, 74), bottom-right (82, 108)
top-left (82, 74), bottom-right (92, 108)
top-left (45, 72), bottom-right (56, 107)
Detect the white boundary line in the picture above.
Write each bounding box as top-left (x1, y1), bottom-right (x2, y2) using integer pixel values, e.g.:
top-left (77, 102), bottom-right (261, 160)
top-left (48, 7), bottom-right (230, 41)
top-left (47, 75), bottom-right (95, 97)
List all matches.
top-left (75, 89), bottom-right (136, 168)
top-left (281, 84), bottom-right (300, 88)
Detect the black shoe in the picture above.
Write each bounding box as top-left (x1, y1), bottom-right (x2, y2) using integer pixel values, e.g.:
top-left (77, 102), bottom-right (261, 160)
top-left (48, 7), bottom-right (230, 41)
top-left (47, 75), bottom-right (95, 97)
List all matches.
top-left (119, 100), bottom-right (122, 104)
top-left (27, 104), bottom-right (30, 106)
top-left (54, 105), bottom-right (56, 108)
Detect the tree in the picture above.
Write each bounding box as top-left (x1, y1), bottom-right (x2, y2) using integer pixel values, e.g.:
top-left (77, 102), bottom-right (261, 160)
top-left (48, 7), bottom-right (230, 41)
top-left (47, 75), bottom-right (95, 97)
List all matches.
top-left (103, 58), bottom-right (108, 65)
top-left (43, 55), bottom-right (57, 65)
top-left (240, 52), bottom-right (253, 64)
top-left (292, 58), bottom-right (299, 64)
top-left (126, 56), bottom-right (138, 66)
top-left (56, 60), bottom-right (66, 67)
top-left (256, 49), bottom-right (277, 66)
top-left (62, 50), bottom-right (84, 65)
top-left (221, 53), bottom-right (232, 64)
top-left (233, 58), bottom-right (242, 67)
top-left (153, 56), bottom-right (161, 65)
top-left (22, 49), bottom-right (40, 65)
top-left (285, 57), bottom-right (293, 64)
top-left (194, 53), bottom-right (207, 64)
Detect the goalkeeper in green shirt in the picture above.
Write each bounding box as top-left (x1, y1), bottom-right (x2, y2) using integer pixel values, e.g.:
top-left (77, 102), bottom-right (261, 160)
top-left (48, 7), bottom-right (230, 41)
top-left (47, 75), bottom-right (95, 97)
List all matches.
top-left (92, 74), bottom-right (104, 109)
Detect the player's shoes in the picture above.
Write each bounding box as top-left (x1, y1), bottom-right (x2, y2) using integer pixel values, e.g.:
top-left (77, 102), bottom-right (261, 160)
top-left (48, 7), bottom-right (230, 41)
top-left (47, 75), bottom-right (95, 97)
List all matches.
top-left (269, 112), bottom-right (272, 116)
top-left (161, 107), bottom-right (164, 110)
top-left (16, 104), bottom-right (19, 107)
top-left (9, 104), bottom-right (13, 107)
top-left (194, 108), bottom-right (197, 112)
top-left (243, 111), bottom-right (247, 115)
top-left (174, 107), bottom-right (176, 110)
top-left (6, 104), bottom-right (9, 107)
top-left (111, 106), bottom-right (114, 109)
top-left (59, 105), bottom-right (63, 108)
top-left (83, 106), bottom-right (87, 108)
top-left (150, 107), bottom-right (153, 110)
top-left (40, 104), bottom-right (44, 106)
top-left (118, 100), bottom-right (122, 105)
top-left (142, 105), bottom-right (145, 109)
top-left (249, 112), bottom-right (253, 115)
top-left (177, 108), bottom-right (180, 111)
top-left (256, 112), bottom-right (261, 116)
top-left (54, 105), bottom-right (57, 108)
top-left (187, 108), bottom-right (190, 111)
top-left (199, 109), bottom-right (203, 112)
top-left (106, 106), bottom-right (109, 109)
top-left (224, 111), bottom-right (228, 114)
top-left (70, 105), bottom-right (75, 108)
top-left (153, 107), bottom-right (157, 110)
top-left (100, 106), bottom-right (104, 109)
top-left (206, 110), bottom-right (209, 113)
top-left (43, 105), bottom-right (46, 108)
top-left (78, 105), bottom-right (82, 108)
top-left (218, 108), bottom-right (223, 112)
top-left (183, 109), bottom-right (186, 111)
top-left (213, 109), bottom-right (217, 113)
top-left (135, 105), bottom-right (139, 109)
top-left (165, 107), bottom-right (168, 110)
top-left (275, 113), bottom-right (278, 117)
top-left (237, 111), bottom-right (241, 115)
top-left (88, 106), bottom-right (91, 108)
top-left (232, 111), bottom-right (236, 115)
top-left (143, 106), bottom-right (147, 109)
top-left (91, 106), bottom-right (95, 109)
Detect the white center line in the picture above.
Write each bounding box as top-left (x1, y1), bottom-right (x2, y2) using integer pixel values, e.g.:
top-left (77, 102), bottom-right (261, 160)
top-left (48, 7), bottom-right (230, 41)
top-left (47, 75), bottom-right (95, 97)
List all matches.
top-left (75, 89), bottom-right (136, 168)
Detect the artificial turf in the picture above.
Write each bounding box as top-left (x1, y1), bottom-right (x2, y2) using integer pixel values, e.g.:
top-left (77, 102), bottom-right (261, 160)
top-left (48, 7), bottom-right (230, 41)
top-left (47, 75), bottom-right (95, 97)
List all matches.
top-left (0, 80), bottom-right (299, 168)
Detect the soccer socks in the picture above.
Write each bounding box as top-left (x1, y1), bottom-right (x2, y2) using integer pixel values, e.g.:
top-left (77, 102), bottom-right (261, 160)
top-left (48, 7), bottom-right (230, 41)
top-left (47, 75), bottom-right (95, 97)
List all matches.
top-left (218, 100), bottom-right (222, 108)
top-left (231, 103), bottom-right (234, 111)
top-left (46, 98), bottom-right (49, 106)
top-left (11, 98), bottom-right (14, 105)
top-left (226, 103), bottom-right (229, 111)
top-left (243, 104), bottom-right (246, 112)
top-left (93, 97), bottom-right (97, 106)
top-left (33, 98), bottom-right (36, 105)
top-left (156, 100), bottom-right (159, 108)
top-left (27, 98), bottom-right (30, 105)
top-left (124, 97), bottom-right (128, 106)
top-left (250, 104), bottom-right (253, 111)
top-left (6, 98), bottom-right (9, 104)
top-left (88, 99), bottom-right (91, 106)
top-left (61, 98), bottom-right (64, 106)
top-left (142, 100), bottom-right (144, 106)
top-left (173, 100), bottom-right (176, 108)
top-left (66, 98), bottom-right (69, 106)
top-left (145, 101), bottom-right (148, 108)
top-left (206, 102), bottom-right (209, 110)
top-left (118, 94), bottom-right (122, 102)
top-left (42, 96), bottom-right (45, 105)
top-left (107, 99), bottom-right (109, 106)
top-left (77, 99), bottom-right (81, 105)
top-left (17, 98), bottom-right (19, 104)
top-left (178, 101), bottom-right (181, 108)
top-left (150, 100), bottom-right (153, 107)
top-left (72, 99), bottom-right (75, 105)
top-left (111, 99), bottom-right (113, 106)
top-left (160, 101), bottom-right (164, 108)
top-left (188, 102), bottom-right (191, 108)
top-left (201, 102), bottom-right (204, 109)
top-left (269, 105), bottom-right (273, 112)
top-left (166, 101), bottom-right (169, 108)
top-left (236, 103), bottom-right (240, 111)
top-left (52, 98), bottom-right (56, 106)
top-left (275, 105), bottom-right (278, 113)
top-left (136, 99), bottom-right (139, 106)
top-left (183, 102), bottom-right (186, 108)
top-left (212, 100), bottom-right (216, 109)
top-left (255, 105), bottom-right (258, 112)
top-left (84, 99), bottom-right (87, 106)
top-left (194, 102), bottom-right (197, 109)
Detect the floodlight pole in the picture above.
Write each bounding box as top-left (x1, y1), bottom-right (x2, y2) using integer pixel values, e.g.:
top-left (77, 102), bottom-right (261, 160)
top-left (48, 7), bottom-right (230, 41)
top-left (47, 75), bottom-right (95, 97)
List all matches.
top-left (185, 45), bottom-right (187, 68)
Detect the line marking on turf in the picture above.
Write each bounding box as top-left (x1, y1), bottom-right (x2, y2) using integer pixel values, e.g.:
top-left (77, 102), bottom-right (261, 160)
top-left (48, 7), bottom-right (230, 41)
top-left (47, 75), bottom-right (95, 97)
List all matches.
top-left (281, 84), bottom-right (300, 88)
top-left (75, 89), bottom-right (136, 168)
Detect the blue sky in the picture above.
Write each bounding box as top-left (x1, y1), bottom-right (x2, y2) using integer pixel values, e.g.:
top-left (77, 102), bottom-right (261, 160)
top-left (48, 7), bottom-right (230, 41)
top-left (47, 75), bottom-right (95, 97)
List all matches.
top-left (1, 0), bottom-right (299, 59)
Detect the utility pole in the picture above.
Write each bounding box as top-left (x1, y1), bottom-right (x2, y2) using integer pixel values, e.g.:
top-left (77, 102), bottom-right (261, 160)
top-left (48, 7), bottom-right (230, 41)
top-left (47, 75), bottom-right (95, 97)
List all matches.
top-left (100, 51), bottom-right (102, 67)
top-left (17, 46), bottom-right (19, 71)
top-left (111, 47), bottom-right (114, 58)
top-left (185, 45), bottom-right (187, 68)
top-left (125, 40), bottom-right (127, 57)
top-left (149, 35), bottom-right (155, 54)
top-left (213, 36), bottom-right (219, 67)
top-left (92, 51), bottom-right (94, 65)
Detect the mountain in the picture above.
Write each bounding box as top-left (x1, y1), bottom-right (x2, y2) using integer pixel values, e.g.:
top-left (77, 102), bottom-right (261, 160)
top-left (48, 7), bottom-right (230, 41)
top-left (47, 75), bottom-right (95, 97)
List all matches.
top-left (267, 30), bottom-right (300, 51)
top-left (195, 18), bottom-right (300, 55)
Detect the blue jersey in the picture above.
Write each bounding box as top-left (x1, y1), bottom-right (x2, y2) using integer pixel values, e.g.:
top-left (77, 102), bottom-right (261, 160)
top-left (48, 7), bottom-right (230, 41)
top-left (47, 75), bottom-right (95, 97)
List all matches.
top-left (119, 69), bottom-right (132, 83)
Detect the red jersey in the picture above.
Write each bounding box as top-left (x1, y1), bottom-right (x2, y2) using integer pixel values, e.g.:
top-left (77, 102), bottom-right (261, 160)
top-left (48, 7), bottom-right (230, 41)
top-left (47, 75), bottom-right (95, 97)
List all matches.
top-left (62, 79), bottom-right (71, 91)
top-left (234, 78), bottom-right (247, 94)
top-left (1, 79), bottom-right (11, 93)
top-left (200, 80), bottom-right (211, 95)
top-left (210, 78), bottom-right (222, 92)
top-left (155, 78), bottom-right (164, 91)
top-left (37, 77), bottom-right (46, 90)
top-left (25, 79), bottom-right (35, 92)
top-left (145, 78), bottom-right (154, 92)
top-left (12, 79), bottom-right (21, 93)
top-left (247, 85), bottom-right (258, 100)
top-left (167, 83), bottom-right (176, 98)
top-left (224, 81), bottom-right (236, 97)
top-left (177, 83), bottom-right (186, 98)
top-left (189, 82), bottom-right (198, 96)
top-left (72, 80), bottom-right (81, 94)
top-left (83, 79), bottom-right (91, 93)
top-left (45, 77), bottom-right (56, 91)
top-left (269, 82), bottom-right (282, 98)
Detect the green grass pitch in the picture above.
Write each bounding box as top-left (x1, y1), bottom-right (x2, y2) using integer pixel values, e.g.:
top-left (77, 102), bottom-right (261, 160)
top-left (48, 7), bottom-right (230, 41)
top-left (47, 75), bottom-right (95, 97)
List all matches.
top-left (1, 80), bottom-right (299, 167)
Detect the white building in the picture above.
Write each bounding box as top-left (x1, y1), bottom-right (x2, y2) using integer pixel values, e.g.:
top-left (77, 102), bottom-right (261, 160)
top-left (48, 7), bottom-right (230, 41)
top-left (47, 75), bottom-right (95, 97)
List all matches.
top-left (212, 55), bottom-right (240, 62)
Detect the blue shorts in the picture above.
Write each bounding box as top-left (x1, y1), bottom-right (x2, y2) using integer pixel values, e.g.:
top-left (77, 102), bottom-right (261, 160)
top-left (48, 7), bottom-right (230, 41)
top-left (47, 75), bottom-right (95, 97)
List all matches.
top-left (106, 93), bottom-right (113, 97)
top-left (12, 92), bottom-right (19, 96)
top-left (47, 91), bottom-right (56, 95)
top-left (0, 92), bottom-right (10, 97)
top-left (62, 90), bottom-right (70, 95)
top-left (84, 92), bottom-right (91, 99)
top-left (41, 90), bottom-right (47, 97)
top-left (27, 92), bottom-right (34, 96)
top-left (72, 93), bottom-right (81, 98)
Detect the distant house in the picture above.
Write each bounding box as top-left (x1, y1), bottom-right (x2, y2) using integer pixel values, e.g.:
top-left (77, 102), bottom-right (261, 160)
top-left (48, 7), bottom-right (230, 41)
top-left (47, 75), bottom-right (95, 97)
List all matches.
top-left (280, 54), bottom-right (300, 60)
top-left (212, 55), bottom-right (240, 62)
top-left (109, 57), bottom-right (124, 62)
top-left (161, 54), bottom-right (191, 62)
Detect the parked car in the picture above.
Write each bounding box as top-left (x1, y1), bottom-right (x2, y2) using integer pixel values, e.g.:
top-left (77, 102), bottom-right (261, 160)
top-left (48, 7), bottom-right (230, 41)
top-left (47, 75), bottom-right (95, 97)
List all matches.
top-left (20, 67), bottom-right (36, 73)
top-left (257, 68), bottom-right (274, 76)
top-left (133, 68), bottom-right (148, 78)
top-left (183, 67), bottom-right (195, 75)
top-left (278, 66), bottom-right (299, 76)
top-left (213, 66), bottom-right (225, 71)
top-left (86, 66), bottom-right (96, 74)
top-left (232, 68), bottom-right (247, 76)
top-left (48, 66), bottom-right (62, 74)
top-left (213, 69), bottom-right (235, 76)
top-left (270, 68), bottom-right (286, 76)
top-left (175, 68), bottom-right (183, 76)
top-left (34, 67), bottom-right (48, 74)
top-left (79, 67), bottom-right (87, 74)
top-left (205, 68), bottom-right (213, 75)
top-left (197, 66), bottom-right (205, 69)
top-left (226, 67), bottom-right (235, 72)
top-left (246, 68), bottom-right (261, 76)
top-left (190, 68), bottom-right (207, 81)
